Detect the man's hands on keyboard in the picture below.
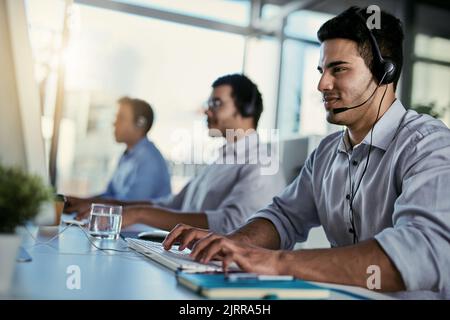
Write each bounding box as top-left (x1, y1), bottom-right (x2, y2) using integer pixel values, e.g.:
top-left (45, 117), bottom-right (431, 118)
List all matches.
top-left (162, 224), bottom-right (211, 251)
top-left (145, 240), bottom-right (194, 261)
top-left (126, 238), bottom-right (237, 272)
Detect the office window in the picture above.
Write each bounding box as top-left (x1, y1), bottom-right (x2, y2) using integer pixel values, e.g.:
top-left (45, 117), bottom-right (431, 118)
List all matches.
top-left (243, 36), bottom-right (279, 133)
top-left (285, 10), bottom-right (333, 41)
top-left (40, 3), bottom-right (245, 195)
top-left (415, 34), bottom-right (450, 63)
top-left (25, 0), bottom-right (66, 169)
top-left (276, 10), bottom-right (336, 139)
top-left (115, 0), bottom-right (250, 26)
top-left (277, 40), bottom-right (334, 138)
top-left (261, 3), bottom-right (281, 20)
top-left (25, 0), bottom-right (346, 195)
top-left (412, 34), bottom-right (450, 127)
top-left (411, 62), bottom-right (450, 127)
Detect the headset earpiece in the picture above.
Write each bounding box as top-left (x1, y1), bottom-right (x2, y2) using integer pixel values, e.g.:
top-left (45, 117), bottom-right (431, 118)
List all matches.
top-left (136, 116), bottom-right (147, 128)
top-left (241, 86), bottom-right (257, 117)
top-left (379, 59), bottom-right (396, 84)
top-left (357, 10), bottom-right (397, 85)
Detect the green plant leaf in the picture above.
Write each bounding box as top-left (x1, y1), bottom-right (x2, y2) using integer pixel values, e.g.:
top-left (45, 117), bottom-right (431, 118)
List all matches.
top-left (0, 165), bottom-right (52, 233)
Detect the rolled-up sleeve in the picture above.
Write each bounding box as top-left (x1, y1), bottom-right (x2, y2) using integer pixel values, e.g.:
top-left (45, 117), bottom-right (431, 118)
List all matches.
top-left (248, 150), bottom-right (321, 250)
top-left (205, 165), bottom-right (285, 235)
top-left (375, 128), bottom-right (450, 293)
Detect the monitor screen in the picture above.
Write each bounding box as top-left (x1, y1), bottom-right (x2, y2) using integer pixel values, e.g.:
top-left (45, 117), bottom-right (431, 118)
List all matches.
top-left (0, 0), bottom-right (54, 224)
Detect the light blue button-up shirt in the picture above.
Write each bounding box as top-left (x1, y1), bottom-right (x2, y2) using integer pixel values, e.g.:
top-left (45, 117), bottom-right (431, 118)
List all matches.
top-left (102, 137), bottom-right (171, 201)
top-left (156, 133), bottom-right (286, 234)
top-left (250, 100), bottom-right (450, 299)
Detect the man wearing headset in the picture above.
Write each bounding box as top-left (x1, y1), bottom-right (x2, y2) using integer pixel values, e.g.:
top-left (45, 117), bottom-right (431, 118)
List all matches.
top-left (163, 7), bottom-right (450, 299)
top-left (70, 74), bottom-right (285, 235)
top-left (65, 97), bottom-right (171, 209)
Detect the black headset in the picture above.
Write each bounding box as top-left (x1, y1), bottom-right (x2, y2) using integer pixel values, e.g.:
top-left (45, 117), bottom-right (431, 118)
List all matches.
top-left (135, 116), bottom-right (147, 128)
top-left (356, 9), bottom-right (396, 85)
top-left (240, 85), bottom-right (258, 117)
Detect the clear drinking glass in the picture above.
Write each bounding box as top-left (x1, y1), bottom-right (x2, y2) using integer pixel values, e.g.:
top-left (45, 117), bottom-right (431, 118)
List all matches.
top-left (88, 204), bottom-right (122, 240)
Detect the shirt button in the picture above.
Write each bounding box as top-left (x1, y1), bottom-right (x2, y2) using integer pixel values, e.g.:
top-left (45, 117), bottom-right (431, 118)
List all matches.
top-left (352, 160), bottom-right (358, 166)
top-left (348, 228), bottom-right (354, 234)
top-left (346, 194), bottom-right (351, 200)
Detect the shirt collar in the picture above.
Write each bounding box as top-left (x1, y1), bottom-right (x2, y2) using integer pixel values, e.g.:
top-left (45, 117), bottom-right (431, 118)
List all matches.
top-left (337, 99), bottom-right (406, 153)
top-left (361, 99), bottom-right (406, 151)
top-left (337, 130), bottom-right (351, 154)
top-left (124, 137), bottom-right (149, 156)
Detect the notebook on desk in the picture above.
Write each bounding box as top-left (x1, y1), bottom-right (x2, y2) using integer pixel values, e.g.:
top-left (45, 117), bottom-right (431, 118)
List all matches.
top-left (176, 272), bottom-right (331, 299)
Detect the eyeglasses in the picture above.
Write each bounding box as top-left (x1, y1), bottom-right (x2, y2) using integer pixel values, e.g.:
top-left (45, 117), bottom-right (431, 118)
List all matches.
top-left (206, 98), bottom-right (224, 110)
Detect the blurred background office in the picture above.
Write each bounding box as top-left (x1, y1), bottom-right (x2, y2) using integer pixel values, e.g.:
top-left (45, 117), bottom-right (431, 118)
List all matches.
top-left (2, 0), bottom-right (449, 246)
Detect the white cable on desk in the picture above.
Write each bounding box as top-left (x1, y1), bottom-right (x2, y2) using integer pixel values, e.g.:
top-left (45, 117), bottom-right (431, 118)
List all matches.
top-left (23, 223), bottom-right (131, 253)
top-left (74, 224), bottom-right (130, 253)
top-left (23, 223), bottom-right (72, 249)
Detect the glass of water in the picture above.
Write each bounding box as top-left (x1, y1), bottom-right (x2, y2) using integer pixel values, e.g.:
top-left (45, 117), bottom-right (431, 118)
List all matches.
top-left (88, 204), bottom-right (122, 240)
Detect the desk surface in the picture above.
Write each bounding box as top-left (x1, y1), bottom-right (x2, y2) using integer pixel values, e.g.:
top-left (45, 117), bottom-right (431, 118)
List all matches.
top-left (7, 225), bottom-right (391, 300)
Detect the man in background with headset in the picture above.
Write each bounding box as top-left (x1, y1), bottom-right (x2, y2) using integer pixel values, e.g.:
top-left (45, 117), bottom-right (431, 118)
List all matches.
top-left (71, 74), bottom-right (285, 234)
top-left (163, 7), bottom-right (450, 299)
top-left (65, 97), bottom-right (171, 208)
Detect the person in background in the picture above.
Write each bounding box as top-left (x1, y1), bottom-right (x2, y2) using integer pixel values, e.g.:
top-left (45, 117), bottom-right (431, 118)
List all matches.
top-left (71, 74), bottom-right (285, 235)
top-left (65, 97), bottom-right (171, 213)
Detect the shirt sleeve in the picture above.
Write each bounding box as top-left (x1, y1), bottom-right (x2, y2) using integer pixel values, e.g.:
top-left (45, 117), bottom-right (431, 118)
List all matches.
top-left (248, 150), bottom-right (321, 250)
top-left (152, 181), bottom-right (190, 210)
top-left (375, 127), bottom-right (450, 293)
top-left (204, 165), bottom-right (286, 235)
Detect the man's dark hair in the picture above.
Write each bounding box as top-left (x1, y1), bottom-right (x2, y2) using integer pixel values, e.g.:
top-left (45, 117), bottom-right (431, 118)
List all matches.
top-left (212, 74), bottom-right (263, 128)
top-left (118, 96), bottom-right (154, 134)
top-left (317, 6), bottom-right (404, 90)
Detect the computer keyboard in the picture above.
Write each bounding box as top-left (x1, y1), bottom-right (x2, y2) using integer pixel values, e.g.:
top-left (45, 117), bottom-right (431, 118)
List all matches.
top-left (126, 238), bottom-right (234, 272)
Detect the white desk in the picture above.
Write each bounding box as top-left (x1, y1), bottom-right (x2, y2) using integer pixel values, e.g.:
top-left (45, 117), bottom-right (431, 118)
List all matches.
top-left (7, 225), bottom-right (391, 300)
